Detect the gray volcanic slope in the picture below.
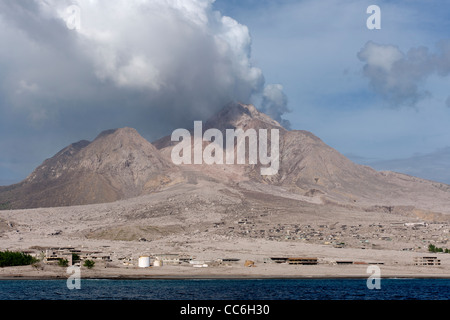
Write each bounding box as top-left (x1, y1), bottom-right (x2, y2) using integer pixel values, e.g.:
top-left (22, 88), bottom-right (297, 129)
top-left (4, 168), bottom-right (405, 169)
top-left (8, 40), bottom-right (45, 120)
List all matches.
top-left (0, 128), bottom-right (176, 209)
top-left (156, 102), bottom-right (450, 215)
top-left (1, 102), bottom-right (450, 216)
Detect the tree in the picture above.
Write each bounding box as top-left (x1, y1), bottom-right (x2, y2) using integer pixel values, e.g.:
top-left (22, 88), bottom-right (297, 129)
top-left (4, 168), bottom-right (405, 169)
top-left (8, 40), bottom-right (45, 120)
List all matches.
top-left (428, 244), bottom-right (450, 253)
top-left (83, 260), bottom-right (95, 269)
top-left (58, 258), bottom-right (69, 267)
top-left (0, 251), bottom-right (37, 267)
top-left (72, 253), bottom-right (80, 262)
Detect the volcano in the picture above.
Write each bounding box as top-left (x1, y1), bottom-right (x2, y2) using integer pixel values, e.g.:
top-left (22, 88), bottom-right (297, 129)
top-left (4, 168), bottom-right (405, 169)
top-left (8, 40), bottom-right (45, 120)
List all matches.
top-left (1, 102), bottom-right (450, 216)
top-left (0, 127), bottom-right (175, 209)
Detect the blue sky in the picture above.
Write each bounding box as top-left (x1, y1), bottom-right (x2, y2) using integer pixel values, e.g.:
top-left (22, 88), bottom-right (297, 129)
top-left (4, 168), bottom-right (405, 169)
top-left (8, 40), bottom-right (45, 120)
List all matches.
top-left (0, 0), bottom-right (449, 185)
top-left (213, 0), bottom-right (450, 182)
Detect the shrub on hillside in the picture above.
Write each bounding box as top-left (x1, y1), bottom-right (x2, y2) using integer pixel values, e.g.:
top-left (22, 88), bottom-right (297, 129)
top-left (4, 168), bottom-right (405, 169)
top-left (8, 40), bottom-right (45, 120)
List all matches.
top-left (0, 250), bottom-right (37, 267)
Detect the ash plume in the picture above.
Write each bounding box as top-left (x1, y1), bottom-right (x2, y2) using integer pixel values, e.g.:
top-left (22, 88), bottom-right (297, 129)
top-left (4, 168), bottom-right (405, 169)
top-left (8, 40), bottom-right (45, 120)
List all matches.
top-left (0, 0), bottom-right (290, 180)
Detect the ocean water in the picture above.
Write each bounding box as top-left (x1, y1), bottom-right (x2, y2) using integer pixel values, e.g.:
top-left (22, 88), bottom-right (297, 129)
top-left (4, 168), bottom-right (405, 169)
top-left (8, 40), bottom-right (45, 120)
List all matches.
top-left (0, 278), bottom-right (449, 300)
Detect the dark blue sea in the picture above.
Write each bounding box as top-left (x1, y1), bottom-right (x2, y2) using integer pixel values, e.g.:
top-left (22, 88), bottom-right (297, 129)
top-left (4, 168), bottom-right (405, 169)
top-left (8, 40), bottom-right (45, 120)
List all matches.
top-left (0, 278), bottom-right (449, 300)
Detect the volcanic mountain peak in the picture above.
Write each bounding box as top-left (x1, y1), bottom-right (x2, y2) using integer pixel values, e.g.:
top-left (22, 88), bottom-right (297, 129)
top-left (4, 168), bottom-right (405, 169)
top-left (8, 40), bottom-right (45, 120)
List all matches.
top-left (93, 127), bottom-right (142, 143)
top-left (0, 127), bottom-right (175, 209)
top-left (26, 127), bottom-right (164, 182)
top-left (1, 102), bottom-right (450, 216)
top-left (85, 127), bottom-right (157, 158)
top-left (205, 102), bottom-right (286, 132)
top-left (153, 102), bottom-right (285, 150)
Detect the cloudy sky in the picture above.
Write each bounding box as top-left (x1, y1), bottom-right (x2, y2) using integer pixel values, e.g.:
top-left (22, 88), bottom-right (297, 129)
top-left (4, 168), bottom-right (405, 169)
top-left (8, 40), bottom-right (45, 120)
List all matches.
top-left (1, 0), bottom-right (449, 185)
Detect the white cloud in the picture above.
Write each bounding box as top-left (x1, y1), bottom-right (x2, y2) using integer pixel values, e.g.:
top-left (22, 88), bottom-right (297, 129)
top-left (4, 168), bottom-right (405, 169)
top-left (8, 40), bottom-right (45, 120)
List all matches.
top-left (0, 0), bottom-right (288, 127)
top-left (358, 40), bottom-right (450, 107)
top-left (357, 42), bottom-right (403, 72)
top-left (0, 0), bottom-right (292, 181)
top-left (15, 80), bottom-right (39, 95)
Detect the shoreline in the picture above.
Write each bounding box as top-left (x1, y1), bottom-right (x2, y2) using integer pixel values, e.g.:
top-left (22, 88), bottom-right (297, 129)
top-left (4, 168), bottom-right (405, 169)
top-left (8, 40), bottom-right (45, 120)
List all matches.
top-left (2, 275), bottom-right (450, 280)
top-left (1, 264), bottom-right (449, 281)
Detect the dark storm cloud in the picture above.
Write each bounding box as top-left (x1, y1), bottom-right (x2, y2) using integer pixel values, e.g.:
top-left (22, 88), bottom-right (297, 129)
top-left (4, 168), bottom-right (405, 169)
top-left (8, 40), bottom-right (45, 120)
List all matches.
top-left (0, 0), bottom-right (290, 181)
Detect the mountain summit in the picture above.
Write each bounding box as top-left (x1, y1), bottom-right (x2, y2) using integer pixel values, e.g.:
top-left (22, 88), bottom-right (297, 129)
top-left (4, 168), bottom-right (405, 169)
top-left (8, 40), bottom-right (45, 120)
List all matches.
top-left (153, 102), bottom-right (286, 150)
top-left (204, 102), bottom-right (286, 132)
top-left (0, 127), bottom-right (174, 209)
top-left (154, 102), bottom-right (450, 215)
top-left (1, 102), bottom-right (450, 215)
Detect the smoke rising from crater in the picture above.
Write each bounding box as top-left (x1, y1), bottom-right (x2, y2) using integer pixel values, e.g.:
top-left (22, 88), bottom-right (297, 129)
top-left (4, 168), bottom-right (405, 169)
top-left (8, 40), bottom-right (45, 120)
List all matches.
top-left (0, 0), bottom-right (291, 180)
top-left (0, 0), bottom-right (289, 136)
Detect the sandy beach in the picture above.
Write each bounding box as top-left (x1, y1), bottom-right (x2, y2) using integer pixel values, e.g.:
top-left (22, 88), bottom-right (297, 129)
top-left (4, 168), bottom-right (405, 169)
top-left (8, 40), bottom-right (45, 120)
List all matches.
top-left (1, 262), bottom-right (450, 280)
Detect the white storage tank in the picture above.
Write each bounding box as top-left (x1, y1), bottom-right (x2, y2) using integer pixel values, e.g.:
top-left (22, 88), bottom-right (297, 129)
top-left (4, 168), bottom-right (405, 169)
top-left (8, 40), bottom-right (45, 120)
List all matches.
top-left (138, 256), bottom-right (150, 268)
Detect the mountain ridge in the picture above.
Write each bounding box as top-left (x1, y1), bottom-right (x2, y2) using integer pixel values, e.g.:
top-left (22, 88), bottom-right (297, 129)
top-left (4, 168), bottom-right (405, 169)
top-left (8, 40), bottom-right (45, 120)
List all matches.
top-left (1, 102), bottom-right (450, 216)
top-left (0, 127), bottom-right (176, 209)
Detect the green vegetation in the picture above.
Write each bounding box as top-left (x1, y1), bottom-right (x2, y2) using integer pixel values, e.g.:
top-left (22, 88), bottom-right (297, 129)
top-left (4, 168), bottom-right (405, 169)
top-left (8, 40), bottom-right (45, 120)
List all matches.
top-left (58, 258), bottom-right (69, 267)
top-left (0, 202), bottom-right (11, 210)
top-left (428, 244), bottom-right (450, 253)
top-left (83, 259), bottom-right (95, 269)
top-left (72, 253), bottom-right (80, 262)
top-left (0, 250), bottom-right (37, 267)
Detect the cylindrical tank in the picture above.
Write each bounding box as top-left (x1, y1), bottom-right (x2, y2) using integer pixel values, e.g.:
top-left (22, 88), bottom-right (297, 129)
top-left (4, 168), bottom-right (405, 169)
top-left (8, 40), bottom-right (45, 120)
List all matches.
top-left (138, 256), bottom-right (150, 268)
